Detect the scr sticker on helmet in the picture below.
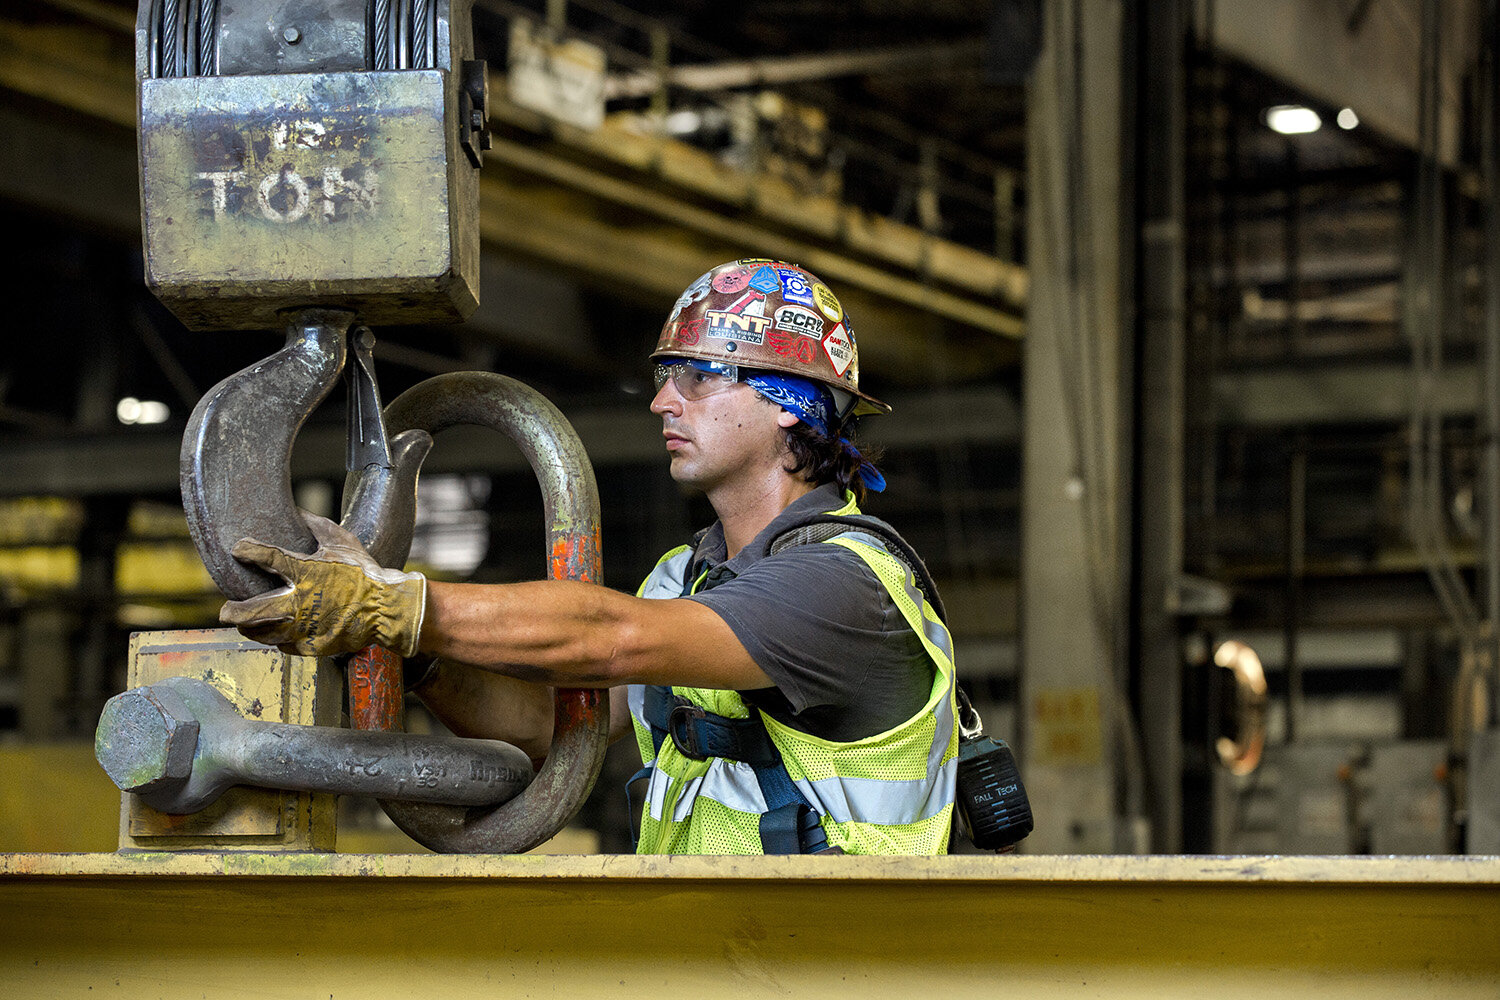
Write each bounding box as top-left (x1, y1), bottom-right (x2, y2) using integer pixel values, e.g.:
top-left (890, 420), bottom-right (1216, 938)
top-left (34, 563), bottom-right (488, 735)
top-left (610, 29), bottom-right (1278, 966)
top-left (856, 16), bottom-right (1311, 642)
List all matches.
top-left (777, 268), bottom-right (816, 307)
top-left (676, 317), bottom-right (704, 346)
top-left (812, 283), bottom-right (842, 322)
top-left (822, 323), bottom-right (854, 376)
top-left (748, 266), bottom-right (781, 294)
top-left (706, 309), bottom-right (770, 344)
top-left (774, 304), bottom-right (824, 339)
top-left (712, 268), bottom-right (751, 294)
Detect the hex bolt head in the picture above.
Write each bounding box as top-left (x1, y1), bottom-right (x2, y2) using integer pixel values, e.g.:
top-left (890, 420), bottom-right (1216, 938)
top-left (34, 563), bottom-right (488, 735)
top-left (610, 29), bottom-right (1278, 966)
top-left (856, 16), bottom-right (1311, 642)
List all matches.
top-left (283, 26), bottom-right (302, 45)
top-left (95, 685), bottom-right (200, 794)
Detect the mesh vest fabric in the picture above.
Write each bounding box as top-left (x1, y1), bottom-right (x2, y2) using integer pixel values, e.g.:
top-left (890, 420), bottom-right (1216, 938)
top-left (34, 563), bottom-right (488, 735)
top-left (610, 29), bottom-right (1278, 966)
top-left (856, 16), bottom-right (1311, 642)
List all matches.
top-left (629, 499), bottom-right (958, 855)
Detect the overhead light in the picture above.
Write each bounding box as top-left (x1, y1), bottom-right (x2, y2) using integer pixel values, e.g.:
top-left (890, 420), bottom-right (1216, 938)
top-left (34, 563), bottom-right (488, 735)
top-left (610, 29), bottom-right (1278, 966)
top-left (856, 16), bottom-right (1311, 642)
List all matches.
top-left (116, 397), bottom-right (170, 425)
top-left (1336, 107), bottom-right (1359, 130)
top-left (1265, 104), bottom-right (1321, 135)
top-left (664, 109), bottom-right (703, 136)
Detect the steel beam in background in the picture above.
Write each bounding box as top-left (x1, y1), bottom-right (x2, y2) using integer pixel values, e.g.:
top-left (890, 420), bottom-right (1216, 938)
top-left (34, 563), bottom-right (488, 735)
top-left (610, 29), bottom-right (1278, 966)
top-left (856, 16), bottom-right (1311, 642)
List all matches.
top-left (1214, 360), bottom-right (1479, 427)
top-left (604, 40), bottom-right (988, 99)
top-left (0, 853), bottom-right (1496, 999)
top-left (0, 385), bottom-right (1022, 497)
top-left (0, 357), bottom-right (1478, 498)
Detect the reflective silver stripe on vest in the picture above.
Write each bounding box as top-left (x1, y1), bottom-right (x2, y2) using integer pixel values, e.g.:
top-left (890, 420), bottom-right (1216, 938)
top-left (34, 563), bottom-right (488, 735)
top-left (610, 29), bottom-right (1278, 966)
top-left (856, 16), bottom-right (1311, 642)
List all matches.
top-left (794, 763), bottom-right (957, 825)
top-left (835, 531), bottom-right (955, 665)
top-left (627, 683), bottom-right (651, 760)
top-left (641, 759), bottom-right (770, 821)
top-left (638, 548), bottom-right (692, 601)
top-left (641, 753), bottom-right (954, 827)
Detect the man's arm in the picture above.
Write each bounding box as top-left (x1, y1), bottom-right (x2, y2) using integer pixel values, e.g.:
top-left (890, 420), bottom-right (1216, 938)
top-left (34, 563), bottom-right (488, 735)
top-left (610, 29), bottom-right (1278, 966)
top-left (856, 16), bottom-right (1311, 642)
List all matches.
top-left (420, 578), bottom-right (774, 692)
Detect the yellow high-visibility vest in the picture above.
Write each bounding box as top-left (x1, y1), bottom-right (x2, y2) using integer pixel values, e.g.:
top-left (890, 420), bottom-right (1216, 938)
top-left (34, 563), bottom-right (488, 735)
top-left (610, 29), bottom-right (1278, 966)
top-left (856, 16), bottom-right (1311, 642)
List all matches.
top-left (630, 494), bottom-right (958, 855)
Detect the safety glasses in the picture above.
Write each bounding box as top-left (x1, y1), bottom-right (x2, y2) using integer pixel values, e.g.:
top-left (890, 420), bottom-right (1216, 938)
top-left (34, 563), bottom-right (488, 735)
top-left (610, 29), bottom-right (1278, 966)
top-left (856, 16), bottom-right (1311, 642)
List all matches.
top-left (652, 359), bottom-right (742, 400)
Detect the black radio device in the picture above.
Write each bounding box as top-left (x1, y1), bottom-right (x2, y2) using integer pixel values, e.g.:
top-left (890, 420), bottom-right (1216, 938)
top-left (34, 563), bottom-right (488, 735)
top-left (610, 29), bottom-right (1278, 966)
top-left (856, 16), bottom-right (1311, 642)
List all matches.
top-left (955, 687), bottom-right (1034, 851)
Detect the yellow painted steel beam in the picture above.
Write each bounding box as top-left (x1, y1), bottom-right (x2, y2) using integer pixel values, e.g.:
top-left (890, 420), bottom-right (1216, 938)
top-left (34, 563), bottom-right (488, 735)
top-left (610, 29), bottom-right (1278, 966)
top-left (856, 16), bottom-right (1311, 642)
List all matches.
top-left (1, 853), bottom-right (1497, 998)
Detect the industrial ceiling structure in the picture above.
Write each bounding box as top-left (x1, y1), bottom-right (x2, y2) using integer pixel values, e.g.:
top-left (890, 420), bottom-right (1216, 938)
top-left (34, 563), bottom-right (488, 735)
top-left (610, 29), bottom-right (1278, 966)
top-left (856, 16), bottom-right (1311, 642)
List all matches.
top-left (0, 0), bottom-right (1496, 856)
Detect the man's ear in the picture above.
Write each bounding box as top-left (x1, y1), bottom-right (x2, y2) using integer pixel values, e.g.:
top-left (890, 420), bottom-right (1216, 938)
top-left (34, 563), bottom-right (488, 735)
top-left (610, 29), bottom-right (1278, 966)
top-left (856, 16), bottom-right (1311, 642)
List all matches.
top-left (775, 409), bottom-right (800, 429)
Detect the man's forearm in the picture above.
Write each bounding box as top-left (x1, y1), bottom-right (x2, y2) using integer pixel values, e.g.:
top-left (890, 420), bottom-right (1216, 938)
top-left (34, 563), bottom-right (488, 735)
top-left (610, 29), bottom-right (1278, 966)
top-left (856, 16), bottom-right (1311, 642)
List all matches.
top-left (419, 578), bottom-right (640, 686)
top-left (419, 576), bottom-right (775, 694)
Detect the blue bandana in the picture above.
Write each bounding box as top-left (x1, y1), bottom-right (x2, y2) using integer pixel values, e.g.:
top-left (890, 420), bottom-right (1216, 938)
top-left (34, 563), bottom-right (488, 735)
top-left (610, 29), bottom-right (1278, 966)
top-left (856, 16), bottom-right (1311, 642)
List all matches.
top-left (741, 370), bottom-right (887, 494)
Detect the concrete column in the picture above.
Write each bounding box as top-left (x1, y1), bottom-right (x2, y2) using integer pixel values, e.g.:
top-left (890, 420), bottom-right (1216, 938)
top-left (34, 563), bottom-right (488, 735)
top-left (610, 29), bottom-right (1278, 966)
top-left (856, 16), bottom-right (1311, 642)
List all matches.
top-left (1020, 0), bottom-right (1132, 853)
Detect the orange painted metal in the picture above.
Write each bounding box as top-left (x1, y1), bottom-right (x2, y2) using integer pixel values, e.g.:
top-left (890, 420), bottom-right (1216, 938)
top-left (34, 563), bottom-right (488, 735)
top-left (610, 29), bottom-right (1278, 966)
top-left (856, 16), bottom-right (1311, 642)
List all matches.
top-left (347, 645), bottom-right (404, 732)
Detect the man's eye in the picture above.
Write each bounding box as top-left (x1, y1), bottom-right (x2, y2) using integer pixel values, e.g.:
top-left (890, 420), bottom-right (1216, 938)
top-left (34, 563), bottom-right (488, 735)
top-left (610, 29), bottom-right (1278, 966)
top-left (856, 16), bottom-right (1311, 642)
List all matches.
top-left (690, 371), bottom-right (713, 384)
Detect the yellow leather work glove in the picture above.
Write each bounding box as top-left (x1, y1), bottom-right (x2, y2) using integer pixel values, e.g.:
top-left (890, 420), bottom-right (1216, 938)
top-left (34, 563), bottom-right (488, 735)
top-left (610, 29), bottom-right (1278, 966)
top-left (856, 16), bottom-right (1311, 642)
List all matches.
top-left (219, 512), bottom-right (426, 658)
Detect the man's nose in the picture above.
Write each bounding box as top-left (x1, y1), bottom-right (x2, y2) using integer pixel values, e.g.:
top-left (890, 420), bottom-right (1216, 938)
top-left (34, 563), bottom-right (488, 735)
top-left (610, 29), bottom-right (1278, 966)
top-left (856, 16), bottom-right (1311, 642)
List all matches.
top-left (650, 381), bottom-right (682, 415)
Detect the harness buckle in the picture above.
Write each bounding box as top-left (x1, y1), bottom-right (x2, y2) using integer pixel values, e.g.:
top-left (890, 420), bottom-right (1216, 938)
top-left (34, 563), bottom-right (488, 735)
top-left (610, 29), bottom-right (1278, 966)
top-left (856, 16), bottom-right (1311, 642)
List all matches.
top-left (666, 703), bottom-right (711, 760)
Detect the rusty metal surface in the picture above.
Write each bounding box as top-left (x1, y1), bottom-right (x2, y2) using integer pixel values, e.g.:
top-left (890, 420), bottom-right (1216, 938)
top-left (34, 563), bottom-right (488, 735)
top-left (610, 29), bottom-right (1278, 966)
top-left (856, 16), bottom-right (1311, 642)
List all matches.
top-left (138, 68), bottom-right (478, 329)
top-left (347, 645), bottom-right (405, 733)
top-left (360, 371), bottom-right (610, 853)
top-left (97, 676), bottom-right (533, 812)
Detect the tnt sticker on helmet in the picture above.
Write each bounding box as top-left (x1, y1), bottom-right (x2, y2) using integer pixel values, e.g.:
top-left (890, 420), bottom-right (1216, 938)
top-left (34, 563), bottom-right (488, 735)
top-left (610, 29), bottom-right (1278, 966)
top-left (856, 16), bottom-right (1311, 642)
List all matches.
top-left (823, 323), bottom-right (854, 376)
top-left (712, 268), bottom-right (751, 294)
top-left (774, 304), bottom-right (824, 339)
top-left (812, 283), bottom-right (843, 321)
top-left (706, 309), bottom-right (769, 344)
top-left (777, 268), bottom-right (816, 307)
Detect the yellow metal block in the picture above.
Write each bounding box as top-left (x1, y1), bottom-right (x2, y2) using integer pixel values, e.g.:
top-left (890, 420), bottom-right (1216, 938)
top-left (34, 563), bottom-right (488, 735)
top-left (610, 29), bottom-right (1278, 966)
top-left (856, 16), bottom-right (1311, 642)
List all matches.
top-left (119, 629), bottom-right (339, 852)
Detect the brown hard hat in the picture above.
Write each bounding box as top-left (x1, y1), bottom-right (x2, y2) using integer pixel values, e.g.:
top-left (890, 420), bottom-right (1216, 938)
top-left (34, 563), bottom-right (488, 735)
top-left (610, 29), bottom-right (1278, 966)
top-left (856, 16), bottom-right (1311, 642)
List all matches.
top-left (652, 259), bottom-right (891, 417)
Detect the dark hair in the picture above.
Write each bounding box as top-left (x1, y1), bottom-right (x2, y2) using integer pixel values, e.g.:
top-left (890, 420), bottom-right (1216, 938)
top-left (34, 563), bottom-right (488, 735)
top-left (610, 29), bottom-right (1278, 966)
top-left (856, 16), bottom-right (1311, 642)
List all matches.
top-left (780, 416), bottom-right (884, 504)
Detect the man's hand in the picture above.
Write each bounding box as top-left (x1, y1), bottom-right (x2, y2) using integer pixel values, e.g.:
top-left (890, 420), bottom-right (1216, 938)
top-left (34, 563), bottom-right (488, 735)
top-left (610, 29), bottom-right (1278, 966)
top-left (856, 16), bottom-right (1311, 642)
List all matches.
top-left (219, 512), bottom-right (426, 658)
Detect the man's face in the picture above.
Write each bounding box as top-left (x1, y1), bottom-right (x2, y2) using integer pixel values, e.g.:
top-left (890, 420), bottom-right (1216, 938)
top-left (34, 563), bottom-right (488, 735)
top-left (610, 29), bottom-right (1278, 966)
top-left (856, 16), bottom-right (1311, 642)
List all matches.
top-left (649, 375), bottom-right (794, 494)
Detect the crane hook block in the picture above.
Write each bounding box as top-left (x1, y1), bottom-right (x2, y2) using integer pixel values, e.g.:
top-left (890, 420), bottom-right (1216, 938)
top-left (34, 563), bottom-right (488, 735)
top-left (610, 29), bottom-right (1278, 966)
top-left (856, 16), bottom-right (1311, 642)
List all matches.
top-left (135, 0), bottom-right (486, 331)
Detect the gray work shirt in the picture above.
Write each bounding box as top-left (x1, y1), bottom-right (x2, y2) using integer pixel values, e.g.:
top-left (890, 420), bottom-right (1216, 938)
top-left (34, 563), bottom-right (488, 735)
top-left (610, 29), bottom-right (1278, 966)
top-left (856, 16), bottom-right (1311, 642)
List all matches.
top-left (682, 483), bottom-right (936, 742)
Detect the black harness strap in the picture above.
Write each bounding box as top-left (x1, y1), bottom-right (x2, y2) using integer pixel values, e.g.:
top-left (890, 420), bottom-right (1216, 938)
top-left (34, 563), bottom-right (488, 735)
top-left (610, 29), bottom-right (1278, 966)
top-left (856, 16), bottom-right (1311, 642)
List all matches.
top-left (627, 547), bottom-right (834, 854)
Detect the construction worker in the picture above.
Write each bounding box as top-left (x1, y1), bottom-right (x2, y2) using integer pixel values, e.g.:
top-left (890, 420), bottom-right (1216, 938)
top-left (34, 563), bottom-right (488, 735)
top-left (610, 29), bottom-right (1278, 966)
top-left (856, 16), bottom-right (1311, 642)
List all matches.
top-left (220, 259), bottom-right (959, 854)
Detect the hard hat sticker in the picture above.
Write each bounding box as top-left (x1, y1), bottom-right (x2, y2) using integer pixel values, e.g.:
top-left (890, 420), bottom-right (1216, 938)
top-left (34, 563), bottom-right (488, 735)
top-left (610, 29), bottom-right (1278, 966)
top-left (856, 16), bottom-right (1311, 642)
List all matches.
top-left (774, 304), bottom-right (824, 339)
top-left (748, 266), bottom-right (782, 294)
top-left (712, 267), bottom-right (751, 294)
top-left (769, 329), bottom-right (816, 363)
top-left (822, 323), bottom-right (854, 376)
top-left (669, 272), bottom-right (714, 323)
top-left (812, 283), bottom-right (843, 322)
top-left (706, 309), bottom-right (769, 344)
top-left (777, 267), bottom-right (817, 307)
